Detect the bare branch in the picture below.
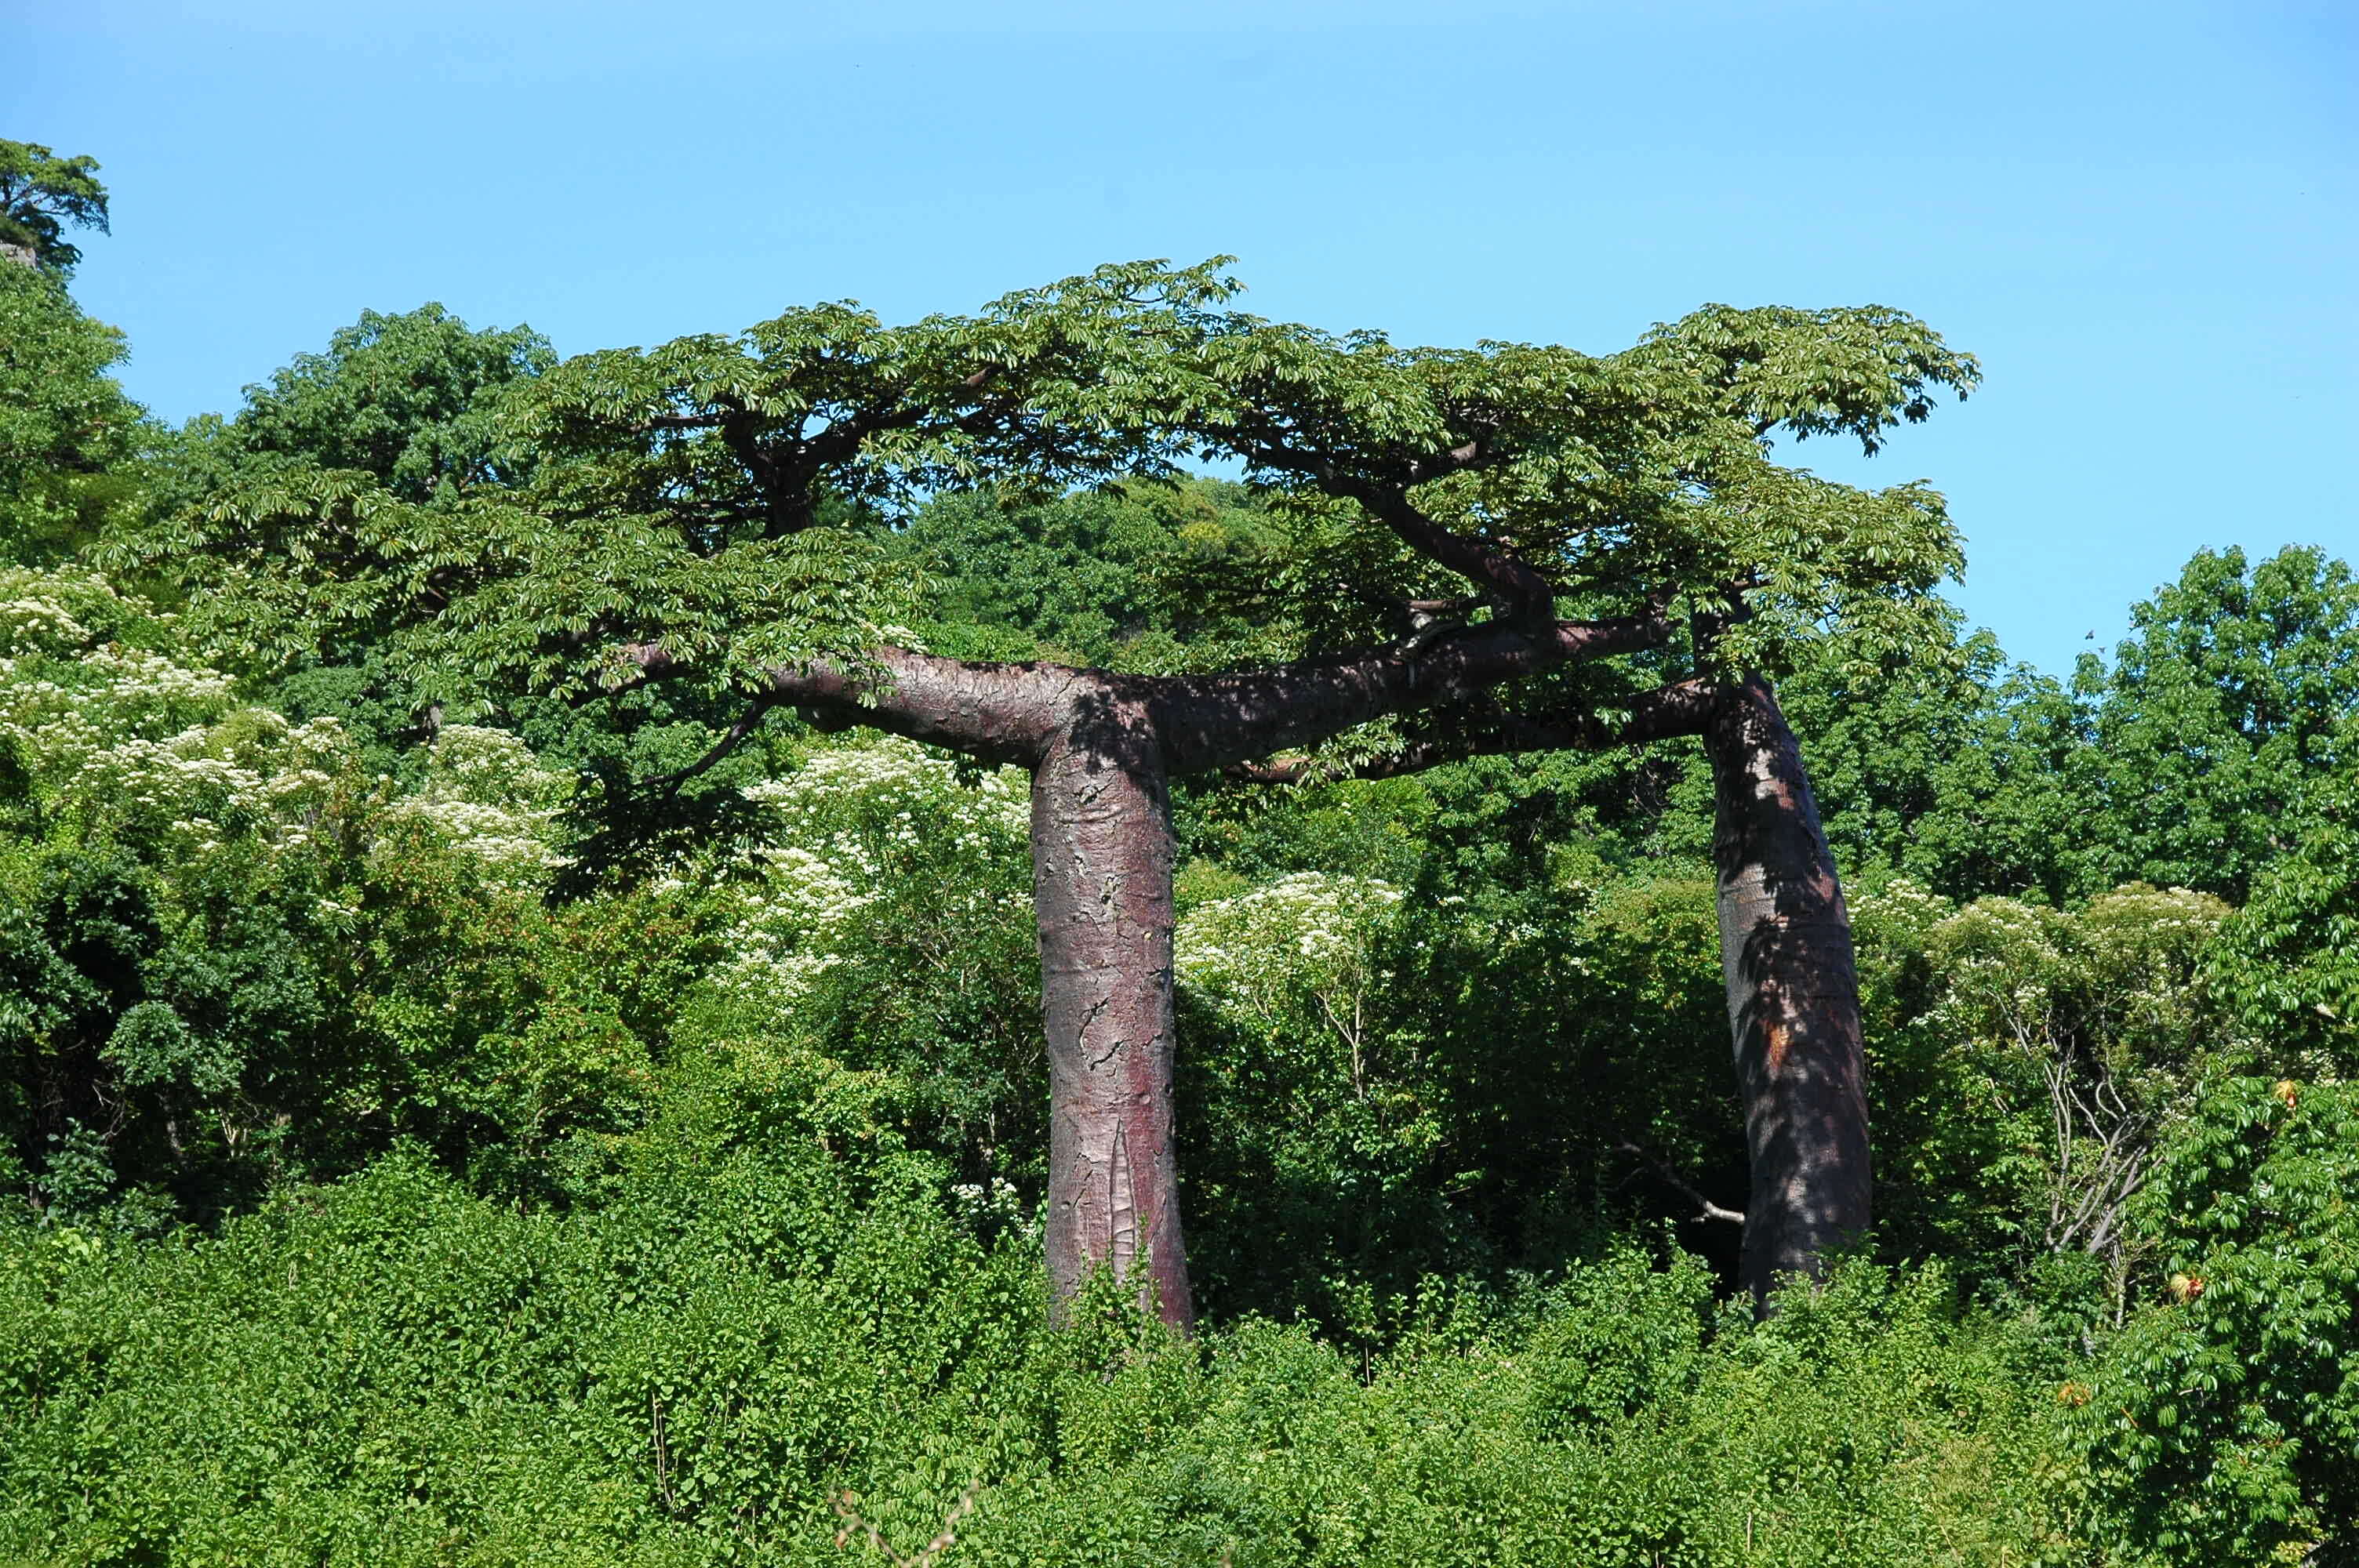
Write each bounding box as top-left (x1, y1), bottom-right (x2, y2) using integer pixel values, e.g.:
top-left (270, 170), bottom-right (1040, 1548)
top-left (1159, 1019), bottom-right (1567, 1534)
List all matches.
top-left (1618, 1142), bottom-right (1745, 1225)
top-left (646, 699), bottom-right (776, 797)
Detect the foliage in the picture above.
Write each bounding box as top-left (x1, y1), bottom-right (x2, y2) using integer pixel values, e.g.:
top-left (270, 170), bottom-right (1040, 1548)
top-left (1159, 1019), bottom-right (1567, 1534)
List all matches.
top-left (703, 735), bottom-right (1041, 1185)
top-left (1852, 879), bottom-right (2232, 1307)
top-left (169, 303), bottom-right (555, 509)
top-left (2083, 545), bottom-right (2359, 902)
top-left (0, 1151), bottom-right (2082, 1564)
top-left (2204, 740), bottom-right (2359, 1069)
top-left (886, 478), bottom-right (1286, 670)
top-left (0, 266), bottom-right (149, 564)
top-left (2081, 1079), bottom-right (2359, 1562)
top-left (0, 140), bottom-right (108, 273)
top-left (0, 566), bottom-right (720, 1220)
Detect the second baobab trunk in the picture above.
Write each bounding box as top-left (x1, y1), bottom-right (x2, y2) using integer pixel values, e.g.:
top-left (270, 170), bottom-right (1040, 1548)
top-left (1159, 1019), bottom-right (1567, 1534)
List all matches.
top-left (1703, 673), bottom-right (1873, 1301)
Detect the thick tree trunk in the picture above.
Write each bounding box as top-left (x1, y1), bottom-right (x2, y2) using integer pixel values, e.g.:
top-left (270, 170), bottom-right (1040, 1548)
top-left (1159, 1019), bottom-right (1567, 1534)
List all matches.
top-left (1030, 699), bottom-right (1193, 1330)
top-left (1703, 673), bottom-right (1872, 1301)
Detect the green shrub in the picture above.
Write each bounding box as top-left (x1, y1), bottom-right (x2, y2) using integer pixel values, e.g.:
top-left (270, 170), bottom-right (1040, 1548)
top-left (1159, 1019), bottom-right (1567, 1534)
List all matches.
top-left (2081, 1078), bottom-right (2359, 1563)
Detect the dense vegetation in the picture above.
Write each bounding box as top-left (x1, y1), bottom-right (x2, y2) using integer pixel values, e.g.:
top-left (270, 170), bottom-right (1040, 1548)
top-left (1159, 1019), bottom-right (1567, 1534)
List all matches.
top-left (4, 154), bottom-right (2357, 1563)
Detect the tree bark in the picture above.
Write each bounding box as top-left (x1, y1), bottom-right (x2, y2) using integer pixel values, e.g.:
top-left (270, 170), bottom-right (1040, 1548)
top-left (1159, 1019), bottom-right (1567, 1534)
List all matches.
top-left (1702, 673), bottom-right (1872, 1301)
top-left (1031, 697), bottom-right (1192, 1329)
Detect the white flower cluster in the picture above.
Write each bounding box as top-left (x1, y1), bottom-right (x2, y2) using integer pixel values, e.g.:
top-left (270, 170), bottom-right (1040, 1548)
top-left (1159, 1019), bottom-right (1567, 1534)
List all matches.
top-left (744, 737), bottom-right (1029, 846)
top-left (1858, 877), bottom-right (2228, 1056)
top-left (0, 568), bottom-right (569, 874)
top-left (0, 568), bottom-right (136, 658)
top-left (0, 573), bottom-right (351, 853)
top-left (0, 593), bottom-right (92, 649)
top-left (386, 725), bottom-right (569, 874)
top-left (716, 737), bottom-right (1030, 1007)
top-left (5, 708), bottom-right (347, 853)
top-left (2, 648), bottom-right (236, 745)
top-left (947, 1175), bottom-right (1027, 1224)
top-left (1176, 871), bottom-right (1405, 1036)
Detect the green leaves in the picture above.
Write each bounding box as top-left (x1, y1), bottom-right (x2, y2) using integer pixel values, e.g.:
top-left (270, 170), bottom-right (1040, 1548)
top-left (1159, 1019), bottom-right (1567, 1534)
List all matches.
top-left (0, 265), bottom-right (149, 564)
top-left (0, 140), bottom-right (108, 274)
top-left (2082, 1079), bottom-right (2359, 1560)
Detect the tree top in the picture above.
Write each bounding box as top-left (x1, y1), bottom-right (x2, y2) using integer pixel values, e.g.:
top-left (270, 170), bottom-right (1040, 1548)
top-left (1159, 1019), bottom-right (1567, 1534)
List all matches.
top-left (0, 141), bottom-right (111, 274)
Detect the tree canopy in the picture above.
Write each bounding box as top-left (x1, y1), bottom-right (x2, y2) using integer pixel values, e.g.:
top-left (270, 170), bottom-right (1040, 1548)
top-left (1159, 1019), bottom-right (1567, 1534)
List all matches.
top-left (125, 260), bottom-right (1976, 735)
top-left (0, 140), bottom-right (109, 273)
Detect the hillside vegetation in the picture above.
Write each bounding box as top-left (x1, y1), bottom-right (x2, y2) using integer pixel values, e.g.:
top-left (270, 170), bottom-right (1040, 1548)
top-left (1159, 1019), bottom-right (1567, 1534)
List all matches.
top-left (4, 217), bottom-right (2357, 1563)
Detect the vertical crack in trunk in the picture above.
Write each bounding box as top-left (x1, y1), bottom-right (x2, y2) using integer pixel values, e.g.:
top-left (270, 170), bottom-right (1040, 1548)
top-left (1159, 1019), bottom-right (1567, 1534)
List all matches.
top-left (1107, 1123), bottom-right (1136, 1283)
top-left (1032, 689), bottom-right (1193, 1330)
top-left (1703, 673), bottom-right (1872, 1302)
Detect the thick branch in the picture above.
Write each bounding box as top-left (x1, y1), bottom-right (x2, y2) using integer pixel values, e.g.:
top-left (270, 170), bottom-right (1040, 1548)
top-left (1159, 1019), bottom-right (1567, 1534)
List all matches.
top-left (622, 599), bottom-right (1669, 783)
top-left (1227, 677), bottom-right (1714, 783)
top-left (1235, 427), bottom-right (1551, 616)
top-left (1154, 604), bottom-right (1674, 775)
top-left (1327, 472), bottom-right (1557, 618)
top-left (619, 642), bottom-right (1076, 768)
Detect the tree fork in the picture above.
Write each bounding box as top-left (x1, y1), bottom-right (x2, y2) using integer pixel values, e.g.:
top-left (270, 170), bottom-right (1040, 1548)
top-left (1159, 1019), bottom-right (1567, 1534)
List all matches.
top-left (1701, 673), bottom-right (1872, 1301)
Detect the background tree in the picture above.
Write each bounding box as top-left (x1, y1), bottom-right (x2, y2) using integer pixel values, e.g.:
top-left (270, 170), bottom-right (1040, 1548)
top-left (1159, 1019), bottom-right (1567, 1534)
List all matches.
top-left (2081, 545), bottom-right (2359, 902)
top-left (0, 238), bottom-right (146, 565)
top-left (0, 141), bottom-right (108, 274)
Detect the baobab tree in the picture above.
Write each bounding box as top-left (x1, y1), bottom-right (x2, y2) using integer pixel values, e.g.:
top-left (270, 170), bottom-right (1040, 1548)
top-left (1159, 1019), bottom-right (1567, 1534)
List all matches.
top-left (147, 263), bottom-right (1972, 1323)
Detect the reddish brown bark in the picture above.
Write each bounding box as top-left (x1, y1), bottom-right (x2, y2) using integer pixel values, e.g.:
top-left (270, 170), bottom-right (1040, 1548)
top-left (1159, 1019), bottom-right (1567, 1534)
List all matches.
top-left (1032, 703), bottom-right (1190, 1327)
top-left (1702, 673), bottom-right (1872, 1301)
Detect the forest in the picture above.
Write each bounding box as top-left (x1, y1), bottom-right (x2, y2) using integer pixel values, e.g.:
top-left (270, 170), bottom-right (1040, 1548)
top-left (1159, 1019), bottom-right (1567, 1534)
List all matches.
top-left (4, 140), bottom-right (2357, 1565)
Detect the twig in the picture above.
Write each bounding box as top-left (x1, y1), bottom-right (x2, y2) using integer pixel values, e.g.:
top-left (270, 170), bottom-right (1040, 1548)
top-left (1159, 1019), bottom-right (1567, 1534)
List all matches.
top-left (650, 1392), bottom-right (678, 1512)
top-left (832, 1481), bottom-right (980, 1567)
top-left (1617, 1142), bottom-right (1744, 1225)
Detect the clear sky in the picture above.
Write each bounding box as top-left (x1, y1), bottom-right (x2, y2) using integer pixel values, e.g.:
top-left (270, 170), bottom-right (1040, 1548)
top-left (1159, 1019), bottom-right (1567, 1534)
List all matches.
top-left (14, 0), bottom-right (2354, 675)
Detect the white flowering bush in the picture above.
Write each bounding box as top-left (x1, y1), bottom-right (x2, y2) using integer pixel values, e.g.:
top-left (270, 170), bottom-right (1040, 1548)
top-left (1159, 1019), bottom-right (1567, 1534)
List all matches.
top-left (0, 567), bottom-right (154, 657)
top-left (0, 568), bottom-right (582, 878)
top-left (689, 735), bottom-right (1042, 1174)
top-left (1852, 876), bottom-right (2234, 1303)
top-left (718, 736), bottom-right (1030, 1008)
top-left (0, 568), bottom-right (356, 853)
top-left (1177, 872), bottom-right (1405, 1091)
top-left (385, 724), bottom-right (569, 874)
top-left (0, 569), bottom-right (701, 1224)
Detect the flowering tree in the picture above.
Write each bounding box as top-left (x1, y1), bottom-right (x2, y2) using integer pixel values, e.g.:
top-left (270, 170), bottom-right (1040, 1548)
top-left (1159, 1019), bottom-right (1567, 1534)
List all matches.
top-left (0, 565), bottom-right (673, 1214)
top-left (1178, 872), bottom-right (1405, 1099)
top-left (136, 263), bottom-right (1973, 1320)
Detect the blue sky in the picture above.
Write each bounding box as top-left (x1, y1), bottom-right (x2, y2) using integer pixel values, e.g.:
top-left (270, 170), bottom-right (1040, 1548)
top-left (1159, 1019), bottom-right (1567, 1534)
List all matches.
top-left (14, 0), bottom-right (2354, 674)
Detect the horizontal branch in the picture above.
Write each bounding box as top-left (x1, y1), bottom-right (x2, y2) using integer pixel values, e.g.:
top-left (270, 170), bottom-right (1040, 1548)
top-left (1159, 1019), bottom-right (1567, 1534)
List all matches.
top-left (614, 595), bottom-right (1674, 784)
top-left (1151, 601), bottom-right (1675, 775)
top-left (1228, 677), bottom-right (1714, 784)
top-left (618, 641), bottom-right (1079, 768)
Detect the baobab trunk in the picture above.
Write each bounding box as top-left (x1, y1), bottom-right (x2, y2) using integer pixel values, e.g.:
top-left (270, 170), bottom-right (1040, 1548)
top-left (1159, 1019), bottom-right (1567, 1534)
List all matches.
top-left (1703, 673), bottom-right (1872, 1301)
top-left (1031, 700), bottom-right (1193, 1330)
